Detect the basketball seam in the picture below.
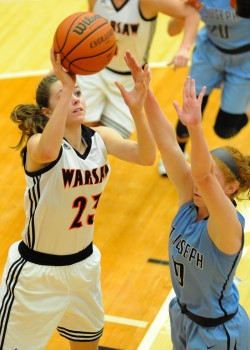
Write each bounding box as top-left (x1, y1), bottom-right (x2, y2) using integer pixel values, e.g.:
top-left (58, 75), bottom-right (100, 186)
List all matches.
top-left (54, 12), bottom-right (84, 54)
top-left (68, 43), bottom-right (117, 73)
top-left (61, 21), bottom-right (110, 63)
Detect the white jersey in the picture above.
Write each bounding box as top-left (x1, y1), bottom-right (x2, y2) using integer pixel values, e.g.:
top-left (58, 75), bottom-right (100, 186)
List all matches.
top-left (21, 126), bottom-right (110, 255)
top-left (93, 0), bottom-right (157, 73)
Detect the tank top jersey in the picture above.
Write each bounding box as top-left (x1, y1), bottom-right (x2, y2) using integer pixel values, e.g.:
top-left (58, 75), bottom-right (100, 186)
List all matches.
top-left (169, 200), bottom-right (244, 318)
top-left (21, 126), bottom-right (110, 255)
top-left (198, 0), bottom-right (250, 49)
top-left (93, 0), bottom-right (157, 73)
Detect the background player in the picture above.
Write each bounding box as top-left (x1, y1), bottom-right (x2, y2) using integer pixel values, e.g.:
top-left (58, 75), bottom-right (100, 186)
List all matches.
top-left (77, 0), bottom-right (200, 138)
top-left (159, 0), bottom-right (250, 176)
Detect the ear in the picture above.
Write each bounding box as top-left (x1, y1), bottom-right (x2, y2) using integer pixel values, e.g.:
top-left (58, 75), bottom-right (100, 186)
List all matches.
top-left (41, 107), bottom-right (51, 117)
top-left (225, 181), bottom-right (239, 196)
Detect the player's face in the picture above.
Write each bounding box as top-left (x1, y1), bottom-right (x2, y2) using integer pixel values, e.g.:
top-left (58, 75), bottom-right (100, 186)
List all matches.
top-left (193, 166), bottom-right (226, 207)
top-left (48, 81), bottom-right (86, 125)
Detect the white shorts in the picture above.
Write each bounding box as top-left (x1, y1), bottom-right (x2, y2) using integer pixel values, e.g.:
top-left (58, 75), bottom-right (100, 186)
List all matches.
top-left (77, 68), bottom-right (135, 138)
top-left (0, 241), bottom-right (104, 350)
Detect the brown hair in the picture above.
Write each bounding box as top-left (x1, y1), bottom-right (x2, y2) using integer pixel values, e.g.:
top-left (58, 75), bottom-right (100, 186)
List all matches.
top-left (212, 146), bottom-right (250, 201)
top-left (10, 74), bottom-right (58, 158)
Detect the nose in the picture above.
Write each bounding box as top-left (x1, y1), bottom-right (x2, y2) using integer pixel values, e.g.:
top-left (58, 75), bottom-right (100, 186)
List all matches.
top-left (72, 94), bottom-right (80, 104)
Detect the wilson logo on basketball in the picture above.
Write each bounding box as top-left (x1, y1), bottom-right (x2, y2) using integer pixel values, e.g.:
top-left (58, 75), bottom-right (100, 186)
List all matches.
top-left (73, 14), bottom-right (102, 35)
top-left (90, 29), bottom-right (115, 48)
top-left (53, 12), bottom-right (117, 75)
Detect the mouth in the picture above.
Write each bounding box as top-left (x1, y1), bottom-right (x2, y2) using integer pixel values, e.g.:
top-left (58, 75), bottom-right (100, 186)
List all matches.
top-left (74, 107), bottom-right (83, 113)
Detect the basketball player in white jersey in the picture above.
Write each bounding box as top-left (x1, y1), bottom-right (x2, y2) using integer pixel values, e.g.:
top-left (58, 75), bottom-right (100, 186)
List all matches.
top-left (0, 49), bottom-right (155, 350)
top-left (77, 0), bottom-right (200, 138)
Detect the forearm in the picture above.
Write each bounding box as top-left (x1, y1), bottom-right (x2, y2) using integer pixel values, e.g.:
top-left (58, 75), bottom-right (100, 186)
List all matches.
top-left (39, 88), bottom-right (72, 159)
top-left (179, 10), bottom-right (200, 52)
top-left (133, 110), bottom-right (156, 165)
top-left (145, 89), bottom-right (177, 151)
top-left (188, 124), bottom-right (212, 181)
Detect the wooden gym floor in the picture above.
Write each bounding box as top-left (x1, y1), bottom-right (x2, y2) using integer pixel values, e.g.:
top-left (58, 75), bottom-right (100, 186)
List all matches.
top-left (0, 1), bottom-right (249, 349)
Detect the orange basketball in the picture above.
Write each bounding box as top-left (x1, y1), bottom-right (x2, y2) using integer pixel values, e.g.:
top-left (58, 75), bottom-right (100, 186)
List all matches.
top-left (53, 12), bottom-right (117, 75)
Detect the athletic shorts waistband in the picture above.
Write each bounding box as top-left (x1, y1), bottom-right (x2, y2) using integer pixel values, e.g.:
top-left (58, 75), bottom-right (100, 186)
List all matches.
top-left (177, 299), bottom-right (238, 327)
top-left (210, 40), bottom-right (250, 54)
top-left (18, 241), bottom-right (93, 266)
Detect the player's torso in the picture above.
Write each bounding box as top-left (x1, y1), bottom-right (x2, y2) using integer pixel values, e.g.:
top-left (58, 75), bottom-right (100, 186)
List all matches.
top-left (22, 127), bottom-right (110, 255)
top-left (93, 0), bottom-right (157, 72)
top-left (169, 200), bottom-right (243, 317)
top-left (199, 0), bottom-right (250, 48)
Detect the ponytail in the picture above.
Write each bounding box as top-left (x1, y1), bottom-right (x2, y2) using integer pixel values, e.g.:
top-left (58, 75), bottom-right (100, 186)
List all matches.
top-left (10, 74), bottom-right (58, 157)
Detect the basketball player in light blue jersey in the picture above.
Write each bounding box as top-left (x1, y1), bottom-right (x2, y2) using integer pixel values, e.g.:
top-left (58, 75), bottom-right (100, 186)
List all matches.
top-left (177, 0), bottom-right (250, 151)
top-left (141, 63), bottom-right (250, 347)
top-left (77, 0), bottom-right (199, 138)
top-left (159, 0), bottom-right (250, 176)
top-left (0, 50), bottom-right (155, 350)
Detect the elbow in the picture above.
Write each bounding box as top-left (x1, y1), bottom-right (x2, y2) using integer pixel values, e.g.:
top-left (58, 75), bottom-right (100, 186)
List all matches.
top-left (140, 155), bottom-right (156, 166)
top-left (167, 19), bottom-right (184, 37)
top-left (192, 173), bottom-right (211, 186)
top-left (40, 148), bottom-right (60, 163)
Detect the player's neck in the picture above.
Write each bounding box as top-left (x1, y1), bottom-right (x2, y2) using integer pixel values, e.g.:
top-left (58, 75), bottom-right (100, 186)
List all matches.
top-left (112, 0), bottom-right (127, 8)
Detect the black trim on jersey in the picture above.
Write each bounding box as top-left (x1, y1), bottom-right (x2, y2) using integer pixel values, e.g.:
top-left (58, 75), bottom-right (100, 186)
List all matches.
top-left (57, 326), bottom-right (103, 342)
top-left (63, 125), bottom-right (94, 159)
top-left (105, 63), bottom-right (147, 75)
top-left (18, 241), bottom-right (93, 266)
top-left (111, 0), bottom-right (130, 12)
top-left (218, 233), bottom-right (244, 316)
top-left (177, 299), bottom-right (238, 327)
top-left (105, 67), bottom-right (132, 75)
top-left (210, 40), bottom-right (250, 54)
top-left (26, 176), bottom-right (41, 249)
top-left (0, 257), bottom-right (26, 348)
top-left (138, 7), bottom-right (157, 21)
top-left (23, 147), bottom-right (63, 177)
top-left (81, 125), bottom-right (94, 159)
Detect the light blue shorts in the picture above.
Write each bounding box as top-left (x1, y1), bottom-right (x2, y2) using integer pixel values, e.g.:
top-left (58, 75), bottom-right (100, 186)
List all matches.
top-left (169, 297), bottom-right (250, 350)
top-left (190, 33), bottom-right (250, 114)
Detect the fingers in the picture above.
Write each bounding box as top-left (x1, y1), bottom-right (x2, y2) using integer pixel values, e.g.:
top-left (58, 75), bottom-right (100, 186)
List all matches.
top-left (197, 85), bottom-right (207, 103)
top-left (114, 81), bottom-right (125, 97)
top-left (190, 78), bottom-right (196, 99)
top-left (173, 100), bottom-right (181, 115)
top-left (183, 76), bottom-right (197, 99)
top-left (183, 76), bottom-right (190, 99)
top-left (50, 46), bottom-right (62, 71)
top-left (124, 50), bottom-right (141, 73)
top-left (183, 77), bottom-right (206, 103)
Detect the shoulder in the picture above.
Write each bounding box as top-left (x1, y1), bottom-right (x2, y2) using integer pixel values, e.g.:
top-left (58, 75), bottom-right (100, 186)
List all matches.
top-left (139, 0), bottom-right (159, 18)
top-left (92, 125), bottom-right (122, 141)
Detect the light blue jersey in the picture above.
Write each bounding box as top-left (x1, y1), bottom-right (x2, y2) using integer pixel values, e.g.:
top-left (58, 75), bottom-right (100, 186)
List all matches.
top-left (168, 200), bottom-right (250, 349)
top-left (190, 0), bottom-right (250, 113)
top-left (199, 0), bottom-right (250, 49)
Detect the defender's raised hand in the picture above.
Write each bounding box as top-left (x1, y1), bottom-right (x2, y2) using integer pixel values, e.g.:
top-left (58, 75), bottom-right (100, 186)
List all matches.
top-left (115, 51), bottom-right (151, 116)
top-left (173, 76), bottom-right (206, 127)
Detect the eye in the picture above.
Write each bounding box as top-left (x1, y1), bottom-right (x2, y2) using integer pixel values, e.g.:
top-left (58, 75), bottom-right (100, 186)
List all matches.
top-left (74, 89), bottom-right (82, 98)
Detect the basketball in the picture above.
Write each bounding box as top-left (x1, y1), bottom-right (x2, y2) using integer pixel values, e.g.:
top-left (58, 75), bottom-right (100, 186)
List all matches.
top-left (53, 12), bottom-right (117, 75)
